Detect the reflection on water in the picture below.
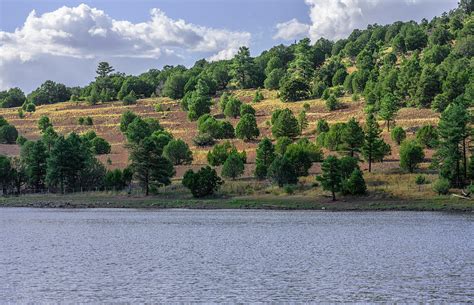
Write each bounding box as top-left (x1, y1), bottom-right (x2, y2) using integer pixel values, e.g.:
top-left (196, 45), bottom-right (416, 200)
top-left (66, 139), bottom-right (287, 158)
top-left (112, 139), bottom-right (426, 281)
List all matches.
top-left (0, 208), bottom-right (473, 302)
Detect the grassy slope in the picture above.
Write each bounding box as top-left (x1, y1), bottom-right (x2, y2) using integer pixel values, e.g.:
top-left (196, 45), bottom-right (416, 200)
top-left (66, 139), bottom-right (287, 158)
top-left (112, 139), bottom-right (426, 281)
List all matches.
top-left (1, 88), bottom-right (469, 210)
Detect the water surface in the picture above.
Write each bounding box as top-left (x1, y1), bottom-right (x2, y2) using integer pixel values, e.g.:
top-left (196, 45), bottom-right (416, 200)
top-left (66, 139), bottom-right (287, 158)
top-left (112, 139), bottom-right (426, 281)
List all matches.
top-left (0, 208), bottom-right (473, 302)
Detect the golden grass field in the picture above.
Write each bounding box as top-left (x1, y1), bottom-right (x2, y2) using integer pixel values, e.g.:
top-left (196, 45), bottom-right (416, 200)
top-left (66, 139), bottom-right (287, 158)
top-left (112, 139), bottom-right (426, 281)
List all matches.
top-left (0, 89), bottom-right (443, 200)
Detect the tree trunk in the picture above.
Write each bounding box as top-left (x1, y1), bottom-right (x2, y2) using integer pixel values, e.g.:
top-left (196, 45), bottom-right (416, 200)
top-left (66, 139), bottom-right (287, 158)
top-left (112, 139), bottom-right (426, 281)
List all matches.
top-left (463, 138), bottom-right (467, 180)
top-left (332, 190), bottom-right (336, 201)
top-left (387, 120), bottom-right (390, 132)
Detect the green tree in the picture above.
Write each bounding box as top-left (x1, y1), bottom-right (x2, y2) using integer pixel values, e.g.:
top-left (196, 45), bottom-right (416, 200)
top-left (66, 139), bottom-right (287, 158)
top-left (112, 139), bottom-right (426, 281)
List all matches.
top-left (38, 115), bottom-right (52, 132)
top-left (326, 95), bottom-right (339, 111)
top-left (0, 125), bottom-right (18, 144)
top-left (416, 125), bottom-right (439, 148)
top-left (224, 96), bottom-right (242, 118)
top-left (284, 138), bottom-right (322, 177)
top-left (297, 110), bottom-right (309, 133)
top-left (279, 76), bottom-right (310, 102)
top-left (391, 126), bottom-right (406, 145)
top-left (362, 113), bottom-right (389, 172)
top-left (96, 62), bottom-right (114, 78)
top-left (275, 136), bottom-right (293, 155)
top-left (187, 80), bottom-right (212, 121)
top-left (122, 90), bottom-right (137, 105)
top-left (119, 111), bottom-right (138, 133)
top-left (235, 114), bottom-right (260, 141)
top-left (0, 155), bottom-right (13, 194)
top-left (341, 118), bottom-right (365, 157)
top-left (163, 139), bottom-right (193, 165)
top-left (240, 103), bottom-right (256, 116)
top-left (162, 73), bottom-right (187, 99)
top-left (129, 137), bottom-right (175, 196)
top-left (255, 137), bottom-right (275, 179)
top-left (230, 46), bottom-right (256, 89)
top-left (342, 169), bottom-right (367, 195)
top-left (125, 117), bottom-right (152, 144)
top-left (21, 140), bottom-right (48, 190)
top-left (271, 109), bottom-right (300, 138)
top-left (221, 152), bottom-right (245, 180)
top-left (182, 166), bottom-right (223, 198)
top-left (317, 156), bottom-right (343, 201)
top-left (91, 137), bottom-right (111, 155)
top-left (435, 103), bottom-right (469, 187)
top-left (379, 93), bottom-right (398, 131)
top-left (316, 119), bottom-right (330, 134)
top-left (268, 155), bottom-right (298, 187)
top-left (400, 140), bottom-right (425, 173)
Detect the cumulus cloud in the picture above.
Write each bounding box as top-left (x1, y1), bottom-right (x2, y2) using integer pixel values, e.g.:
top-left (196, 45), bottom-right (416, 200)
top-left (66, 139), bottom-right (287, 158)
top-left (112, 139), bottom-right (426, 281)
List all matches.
top-left (273, 19), bottom-right (310, 40)
top-left (0, 4), bottom-right (251, 91)
top-left (274, 0), bottom-right (458, 41)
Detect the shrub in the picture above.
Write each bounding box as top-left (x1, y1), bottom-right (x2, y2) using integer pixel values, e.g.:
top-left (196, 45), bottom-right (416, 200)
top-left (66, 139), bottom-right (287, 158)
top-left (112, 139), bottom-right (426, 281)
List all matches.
top-left (207, 141), bottom-right (245, 166)
top-left (78, 117), bottom-right (85, 125)
top-left (16, 135), bottom-right (28, 146)
top-left (253, 89), bottom-right (264, 103)
top-left (154, 103), bottom-right (164, 112)
top-left (235, 114), bottom-right (260, 141)
top-left (240, 103), bottom-right (256, 116)
top-left (224, 96), bottom-right (242, 118)
top-left (432, 178), bottom-right (450, 195)
top-left (416, 125), bottom-right (438, 148)
top-left (18, 109), bottom-right (24, 118)
top-left (342, 169), bottom-right (367, 195)
top-left (303, 102), bottom-right (310, 111)
top-left (268, 155), bottom-right (298, 187)
top-left (0, 124), bottom-right (18, 144)
top-left (182, 166), bottom-right (223, 198)
top-left (326, 95), bottom-right (340, 111)
top-left (122, 90), bottom-right (137, 105)
top-left (279, 76), bottom-right (310, 102)
top-left (415, 175), bottom-right (427, 185)
top-left (275, 136), bottom-right (293, 155)
top-left (400, 139), bottom-right (425, 173)
top-left (163, 139), bottom-right (193, 165)
top-left (316, 119), bottom-right (330, 134)
top-left (91, 137), bottom-right (111, 155)
top-left (24, 103), bottom-right (36, 112)
top-left (391, 126), bottom-right (406, 145)
top-left (271, 108), bottom-right (300, 138)
top-left (193, 133), bottom-right (215, 147)
top-left (221, 152), bottom-right (245, 180)
top-left (284, 184), bottom-right (295, 195)
top-left (85, 116), bottom-right (93, 126)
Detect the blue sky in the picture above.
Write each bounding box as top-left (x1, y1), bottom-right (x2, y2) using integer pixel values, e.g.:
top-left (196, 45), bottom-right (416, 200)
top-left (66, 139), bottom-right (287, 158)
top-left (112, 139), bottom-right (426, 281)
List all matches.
top-left (0, 0), bottom-right (458, 92)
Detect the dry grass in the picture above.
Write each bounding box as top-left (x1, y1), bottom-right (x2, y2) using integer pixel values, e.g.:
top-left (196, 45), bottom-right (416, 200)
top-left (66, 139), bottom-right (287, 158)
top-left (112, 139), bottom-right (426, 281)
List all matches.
top-left (0, 89), bottom-right (440, 189)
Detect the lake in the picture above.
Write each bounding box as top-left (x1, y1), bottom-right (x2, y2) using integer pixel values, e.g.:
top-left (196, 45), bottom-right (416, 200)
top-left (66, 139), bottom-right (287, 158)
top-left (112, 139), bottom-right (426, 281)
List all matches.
top-left (0, 208), bottom-right (472, 302)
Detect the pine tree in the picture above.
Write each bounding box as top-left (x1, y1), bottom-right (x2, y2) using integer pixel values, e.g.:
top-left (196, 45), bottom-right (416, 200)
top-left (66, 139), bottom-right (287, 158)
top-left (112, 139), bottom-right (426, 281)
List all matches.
top-left (434, 103), bottom-right (469, 187)
top-left (235, 114), bottom-right (260, 141)
top-left (221, 152), bottom-right (245, 180)
top-left (230, 46), bottom-right (255, 89)
top-left (362, 112), bottom-right (388, 172)
top-left (297, 110), bottom-right (309, 133)
top-left (317, 156), bottom-right (342, 201)
top-left (271, 109), bottom-right (300, 138)
top-left (255, 137), bottom-right (275, 179)
top-left (343, 169), bottom-right (367, 195)
top-left (378, 93), bottom-right (398, 131)
top-left (341, 117), bottom-right (365, 157)
top-left (21, 140), bottom-right (48, 191)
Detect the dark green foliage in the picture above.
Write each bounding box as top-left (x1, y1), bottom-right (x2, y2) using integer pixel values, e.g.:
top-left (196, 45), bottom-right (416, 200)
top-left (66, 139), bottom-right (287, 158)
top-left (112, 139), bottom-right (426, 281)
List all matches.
top-left (271, 108), bottom-right (300, 138)
top-left (0, 124), bottom-right (18, 144)
top-left (275, 136), bottom-right (293, 155)
top-left (119, 111), bottom-right (137, 133)
top-left (379, 93), bottom-right (399, 131)
top-left (0, 155), bottom-right (13, 194)
top-left (38, 115), bottom-right (52, 132)
top-left (391, 126), bottom-right (406, 145)
top-left (193, 133), bottom-right (215, 147)
top-left (182, 166), bottom-right (223, 198)
top-left (207, 141), bottom-right (245, 166)
top-left (284, 138), bottom-right (322, 177)
top-left (122, 90), bottom-right (137, 105)
top-left (362, 113), bottom-right (390, 172)
top-left (341, 118), bottom-right (365, 157)
top-left (187, 79), bottom-right (212, 120)
top-left (28, 80), bottom-right (71, 105)
top-left (0, 87), bottom-right (26, 108)
top-left (253, 89), bottom-right (264, 103)
top-left (128, 136), bottom-right (175, 196)
top-left (316, 119), bottom-right (329, 134)
top-left (105, 168), bottom-right (131, 191)
top-left (297, 110), bottom-right (308, 133)
top-left (91, 137), bottom-right (111, 155)
top-left (342, 169), bottom-right (367, 195)
top-left (431, 93), bottom-right (450, 113)
top-left (279, 76), bottom-right (310, 102)
top-left (264, 68), bottom-right (285, 89)
top-left (432, 178), bottom-right (450, 195)
top-left (268, 155), bottom-right (298, 187)
top-left (21, 140), bottom-right (48, 190)
top-left (125, 117), bottom-right (151, 144)
top-left (163, 139), bottom-right (193, 165)
top-left (16, 136), bottom-right (27, 146)
top-left (317, 156), bottom-right (343, 201)
top-left (96, 62), bottom-right (115, 78)
top-left (339, 156), bottom-right (360, 179)
top-left (240, 103), bottom-right (256, 116)
top-left (326, 95), bottom-right (339, 111)
top-left (197, 115), bottom-right (234, 139)
top-left (434, 103), bottom-right (469, 187)
top-left (400, 140), bottom-right (425, 172)
top-left (162, 73), bottom-right (187, 99)
top-left (255, 137), bottom-right (275, 179)
top-left (236, 114), bottom-right (260, 141)
top-left (231, 46), bottom-right (257, 89)
top-left (416, 125), bottom-right (439, 148)
top-left (224, 96), bottom-right (242, 118)
top-left (221, 152), bottom-right (245, 180)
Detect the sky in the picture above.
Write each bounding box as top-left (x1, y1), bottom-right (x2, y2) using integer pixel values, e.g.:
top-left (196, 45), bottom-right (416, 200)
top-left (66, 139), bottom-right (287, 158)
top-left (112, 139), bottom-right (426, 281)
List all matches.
top-left (0, 0), bottom-right (459, 93)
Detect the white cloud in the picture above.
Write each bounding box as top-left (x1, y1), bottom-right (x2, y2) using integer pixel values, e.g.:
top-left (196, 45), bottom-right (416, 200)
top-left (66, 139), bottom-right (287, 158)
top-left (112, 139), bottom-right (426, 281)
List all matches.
top-left (274, 0), bottom-right (458, 42)
top-left (273, 18), bottom-right (310, 40)
top-left (0, 4), bottom-right (251, 91)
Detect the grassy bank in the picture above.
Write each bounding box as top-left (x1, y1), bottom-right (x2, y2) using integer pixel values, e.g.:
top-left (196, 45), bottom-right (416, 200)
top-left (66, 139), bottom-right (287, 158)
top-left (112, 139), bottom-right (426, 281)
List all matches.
top-left (0, 192), bottom-right (472, 212)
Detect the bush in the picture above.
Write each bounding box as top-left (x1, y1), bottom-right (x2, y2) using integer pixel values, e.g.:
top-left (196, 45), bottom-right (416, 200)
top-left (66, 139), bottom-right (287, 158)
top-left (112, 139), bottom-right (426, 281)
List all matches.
top-left (182, 166), bottom-right (223, 198)
top-left (122, 91), bottom-right (137, 105)
top-left (224, 96), bottom-right (242, 118)
top-left (18, 109), bottom-right (24, 118)
top-left (253, 89), bottom-right (264, 103)
top-left (85, 116), bottom-right (93, 126)
top-left (316, 119), bottom-right (329, 134)
top-left (154, 103), bottom-right (164, 112)
top-left (415, 175), bottom-right (427, 185)
top-left (163, 139), bottom-right (193, 165)
top-left (207, 141), bottom-right (245, 166)
top-left (399, 140), bottom-right (424, 172)
top-left (221, 152), bottom-right (245, 180)
top-left (78, 117), bottom-right (85, 125)
top-left (24, 103), bottom-right (36, 112)
top-left (0, 124), bottom-right (18, 144)
top-left (342, 169), bottom-right (367, 195)
top-left (268, 155), bottom-right (298, 187)
top-left (432, 178), bottom-right (450, 195)
top-left (91, 137), bottom-right (111, 155)
top-left (271, 108), bottom-right (300, 138)
top-left (16, 135), bottom-right (28, 146)
top-left (416, 125), bottom-right (438, 148)
top-left (235, 114), bottom-right (260, 141)
top-left (279, 76), bottom-right (310, 102)
top-left (283, 184), bottom-right (295, 195)
top-left (240, 104), bottom-right (256, 116)
top-left (275, 136), bottom-right (293, 155)
top-left (391, 126), bottom-right (406, 145)
top-left (193, 133), bottom-right (215, 147)
top-left (326, 95), bottom-right (340, 111)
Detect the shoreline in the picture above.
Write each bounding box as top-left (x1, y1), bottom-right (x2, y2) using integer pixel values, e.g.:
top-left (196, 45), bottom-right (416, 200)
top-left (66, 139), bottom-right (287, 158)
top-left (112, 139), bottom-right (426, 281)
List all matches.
top-left (0, 193), bottom-right (472, 212)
